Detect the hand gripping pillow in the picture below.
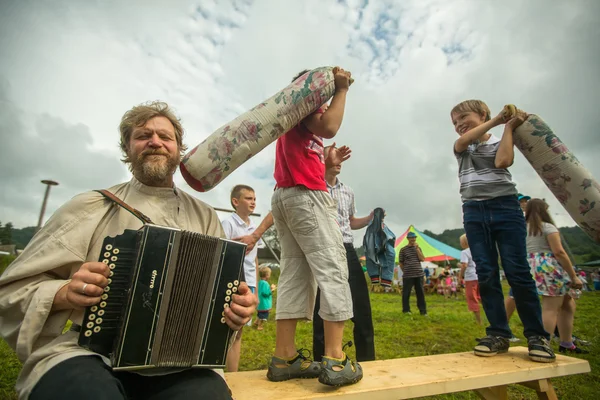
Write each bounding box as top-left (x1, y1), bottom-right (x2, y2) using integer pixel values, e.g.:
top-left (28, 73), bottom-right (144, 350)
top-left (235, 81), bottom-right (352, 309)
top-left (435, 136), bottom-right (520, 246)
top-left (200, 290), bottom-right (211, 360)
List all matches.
top-left (512, 110), bottom-right (600, 244)
top-left (180, 67), bottom-right (347, 192)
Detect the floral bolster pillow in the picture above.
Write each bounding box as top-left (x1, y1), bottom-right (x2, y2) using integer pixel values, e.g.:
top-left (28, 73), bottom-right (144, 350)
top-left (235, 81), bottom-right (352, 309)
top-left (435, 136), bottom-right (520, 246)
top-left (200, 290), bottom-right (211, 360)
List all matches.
top-left (514, 112), bottom-right (600, 244)
top-left (180, 67), bottom-right (341, 192)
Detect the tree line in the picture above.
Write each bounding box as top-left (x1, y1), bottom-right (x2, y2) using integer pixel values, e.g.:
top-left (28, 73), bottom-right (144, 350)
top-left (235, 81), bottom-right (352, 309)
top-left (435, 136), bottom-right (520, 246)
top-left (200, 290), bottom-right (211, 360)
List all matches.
top-left (2, 221), bottom-right (600, 265)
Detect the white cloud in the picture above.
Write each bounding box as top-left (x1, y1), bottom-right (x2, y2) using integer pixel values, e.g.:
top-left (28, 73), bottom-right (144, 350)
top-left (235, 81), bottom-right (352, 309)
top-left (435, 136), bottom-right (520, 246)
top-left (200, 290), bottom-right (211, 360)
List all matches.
top-left (1, 0), bottom-right (599, 248)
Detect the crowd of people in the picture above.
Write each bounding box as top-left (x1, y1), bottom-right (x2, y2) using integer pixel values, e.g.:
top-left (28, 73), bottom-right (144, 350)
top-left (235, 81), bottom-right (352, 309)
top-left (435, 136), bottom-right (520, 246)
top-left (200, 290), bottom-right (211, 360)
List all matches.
top-left (0, 68), bottom-right (594, 400)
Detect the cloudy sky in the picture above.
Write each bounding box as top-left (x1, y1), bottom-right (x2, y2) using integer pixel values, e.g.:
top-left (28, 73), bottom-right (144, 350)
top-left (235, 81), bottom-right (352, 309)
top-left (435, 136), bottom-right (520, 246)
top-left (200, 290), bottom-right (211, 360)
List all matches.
top-left (1, 0), bottom-right (599, 246)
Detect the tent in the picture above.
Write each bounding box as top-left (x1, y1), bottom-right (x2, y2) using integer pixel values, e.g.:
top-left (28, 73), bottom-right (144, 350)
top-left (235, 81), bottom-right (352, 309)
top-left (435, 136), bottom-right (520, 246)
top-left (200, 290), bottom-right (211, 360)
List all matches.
top-left (394, 225), bottom-right (462, 262)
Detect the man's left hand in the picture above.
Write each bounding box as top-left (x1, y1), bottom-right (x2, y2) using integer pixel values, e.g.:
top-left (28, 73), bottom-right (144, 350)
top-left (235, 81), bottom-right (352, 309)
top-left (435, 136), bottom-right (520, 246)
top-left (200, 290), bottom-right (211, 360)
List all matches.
top-left (225, 282), bottom-right (258, 331)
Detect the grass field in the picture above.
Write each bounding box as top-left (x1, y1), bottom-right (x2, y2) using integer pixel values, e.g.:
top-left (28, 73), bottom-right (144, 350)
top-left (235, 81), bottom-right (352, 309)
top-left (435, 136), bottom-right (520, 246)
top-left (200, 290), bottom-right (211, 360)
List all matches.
top-left (1, 271), bottom-right (598, 399)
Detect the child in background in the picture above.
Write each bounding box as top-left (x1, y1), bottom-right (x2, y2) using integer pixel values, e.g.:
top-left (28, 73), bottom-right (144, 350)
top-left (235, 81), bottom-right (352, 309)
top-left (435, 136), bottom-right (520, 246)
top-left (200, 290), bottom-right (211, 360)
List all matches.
top-left (222, 184), bottom-right (262, 372)
top-left (450, 276), bottom-right (458, 299)
top-left (459, 234), bottom-right (482, 325)
top-left (256, 266), bottom-right (276, 331)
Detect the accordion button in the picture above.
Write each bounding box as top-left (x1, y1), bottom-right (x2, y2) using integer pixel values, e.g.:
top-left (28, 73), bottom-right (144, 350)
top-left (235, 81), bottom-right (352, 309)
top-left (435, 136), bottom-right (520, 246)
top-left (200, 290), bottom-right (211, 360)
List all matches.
top-left (104, 286), bottom-right (110, 293)
top-left (224, 303), bottom-right (229, 309)
top-left (111, 256), bottom-right (118, 262)
top-left (226, 290), bottom-right (232, 296)
top-left (234, 280), bottom-right (239, 286)
top-left (96, 318), bottom-right (103, 324)
top-left (93, 326), bottom-right (101, 333)
top-left (91, 306), bottom-right (98, 312)
top-left (88, 314), bottom-right (96, 321)
top-left (98, 310), bottom-right (105, 316)
top-left (220, 317), bottom-right (226, 324)
top-left (113, 249), bottom-right (120, 254)
top-left (103, 259), bottom-right (109, 265)
top-left (227, 283), bottom-right (233, 289)
top-left (109, 271), bottom-right (114, 277)
top-left (222, 311), bottom-right (225, 316)
top-left (105, 244), bottom-right (113, 251)
top-left (104, 252), bottom-right (111, 258)
top-left (225, 296), bottom-right (230, 302)
top-left (109, 264), bottom-right (116, 270)
top-left (107, 278), bottom-right (112, 284)
top-left (232, 287), bottom-right (238, 293)
top-left (101, 294), bottom-right (108, 300)
top-left (100, 301), bottom-right (107, 308)
top-left (86, 322), bottom-right (94, 329)
top-left (84, 330), bottom-right (92, 337)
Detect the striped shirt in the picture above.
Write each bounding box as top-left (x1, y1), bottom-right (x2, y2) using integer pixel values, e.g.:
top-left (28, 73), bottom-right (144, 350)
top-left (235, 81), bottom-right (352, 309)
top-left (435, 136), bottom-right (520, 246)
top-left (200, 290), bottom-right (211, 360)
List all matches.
top-left (455, 134), bottom-right (517, 202)
top-left (327, 179), bottom-right (356, 243)
top-left (399, 245), bottom-right (424, 278)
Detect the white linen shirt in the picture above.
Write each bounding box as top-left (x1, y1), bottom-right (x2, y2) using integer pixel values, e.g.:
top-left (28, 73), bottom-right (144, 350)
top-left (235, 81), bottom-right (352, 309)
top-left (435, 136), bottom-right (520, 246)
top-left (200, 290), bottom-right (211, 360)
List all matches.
top-left (221, 213), bottom-right (262, 288)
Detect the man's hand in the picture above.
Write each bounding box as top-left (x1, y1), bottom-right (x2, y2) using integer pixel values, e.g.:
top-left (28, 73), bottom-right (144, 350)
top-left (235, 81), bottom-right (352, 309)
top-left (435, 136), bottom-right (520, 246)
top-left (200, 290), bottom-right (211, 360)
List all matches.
top-left (232, 233), bottom-right (259, 254)
top-left (333, 67), bottom-right (352, 92)
top-left (53, 262), bottom-right (110, 311)
top-left (225, 282), bottom-right (257, 331)
top-left (325, 142), bottom-right (351, 167)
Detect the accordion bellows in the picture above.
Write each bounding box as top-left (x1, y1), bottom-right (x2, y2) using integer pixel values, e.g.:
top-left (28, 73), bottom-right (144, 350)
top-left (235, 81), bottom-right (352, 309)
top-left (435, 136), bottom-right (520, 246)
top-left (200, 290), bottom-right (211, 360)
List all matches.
top-left (180, 67), bottom-right (338, 192)
top-left (514, 115), bottom-right (600, 244)
top-left (78, 224), bottom-right (246, 370)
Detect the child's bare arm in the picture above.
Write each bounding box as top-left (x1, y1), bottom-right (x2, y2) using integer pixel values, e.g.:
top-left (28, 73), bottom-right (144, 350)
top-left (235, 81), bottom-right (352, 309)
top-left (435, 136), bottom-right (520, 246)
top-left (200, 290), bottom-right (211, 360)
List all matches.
top-left (454, 116), bottom-right (502, 154)
top-left (303, 68), bottom-right (351, 139)
top-left (495, 110), bottom-right (527, 168)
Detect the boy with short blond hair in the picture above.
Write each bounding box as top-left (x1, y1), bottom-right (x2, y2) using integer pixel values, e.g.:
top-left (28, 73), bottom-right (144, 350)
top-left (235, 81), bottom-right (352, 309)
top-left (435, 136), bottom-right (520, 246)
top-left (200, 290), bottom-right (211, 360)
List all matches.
top-left (451, 99), bottom-right (554, 363)
top-left (222, 184), bottom-right (262, 372)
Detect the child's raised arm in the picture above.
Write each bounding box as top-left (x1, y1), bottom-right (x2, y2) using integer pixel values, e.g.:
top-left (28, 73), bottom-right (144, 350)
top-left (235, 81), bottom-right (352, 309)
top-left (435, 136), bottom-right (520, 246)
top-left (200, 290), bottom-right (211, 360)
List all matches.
top-left (303, 68), bottom-right (351, 139)
top-left (454, 113), bottom-right (504, 154)
top-left (495, 110), bottom-right (527, 168)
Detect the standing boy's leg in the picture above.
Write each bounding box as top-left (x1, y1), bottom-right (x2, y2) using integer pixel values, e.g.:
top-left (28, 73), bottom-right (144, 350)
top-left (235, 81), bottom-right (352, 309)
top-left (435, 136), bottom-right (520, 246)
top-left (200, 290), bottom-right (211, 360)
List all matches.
top-left (414, 276), bottom-right (427, 315)
top-left (402, 277), bottom-right (414, 313)
top-left (463, 200), bottom-right (512, 339)
top-left (346, 243), bottom-right (375, 361)
top-left (491, 197), bottom-right (548, 339)
top-left (267, 188), bottom-right (321, 381)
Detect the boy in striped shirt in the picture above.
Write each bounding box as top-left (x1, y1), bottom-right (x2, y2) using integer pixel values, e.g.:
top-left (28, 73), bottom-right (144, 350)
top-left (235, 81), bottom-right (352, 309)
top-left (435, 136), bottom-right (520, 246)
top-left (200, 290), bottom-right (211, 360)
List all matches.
top-left (451, 99), bottom-right (554, 363)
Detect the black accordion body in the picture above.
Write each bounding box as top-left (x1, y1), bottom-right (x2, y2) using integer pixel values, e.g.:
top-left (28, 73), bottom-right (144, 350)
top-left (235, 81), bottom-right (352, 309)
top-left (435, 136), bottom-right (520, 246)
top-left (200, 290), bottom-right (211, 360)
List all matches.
top-left (78, 224), bottom-right (246, 371)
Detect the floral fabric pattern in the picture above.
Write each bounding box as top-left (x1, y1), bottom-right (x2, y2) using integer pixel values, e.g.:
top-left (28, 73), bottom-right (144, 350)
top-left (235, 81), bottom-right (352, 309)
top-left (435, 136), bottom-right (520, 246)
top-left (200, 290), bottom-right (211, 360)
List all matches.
top-left (180, 67), bottom-right (337, 192)
top-left (514, 115), bottom-right (600, 244)
top-left (528, 252), bottom-right (571, 296)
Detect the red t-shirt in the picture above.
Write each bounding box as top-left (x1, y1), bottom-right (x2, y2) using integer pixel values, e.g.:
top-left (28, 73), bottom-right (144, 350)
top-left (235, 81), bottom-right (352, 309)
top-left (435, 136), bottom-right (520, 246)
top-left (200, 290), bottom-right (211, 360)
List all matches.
top-left (274, 113), bottom-right (327, 191)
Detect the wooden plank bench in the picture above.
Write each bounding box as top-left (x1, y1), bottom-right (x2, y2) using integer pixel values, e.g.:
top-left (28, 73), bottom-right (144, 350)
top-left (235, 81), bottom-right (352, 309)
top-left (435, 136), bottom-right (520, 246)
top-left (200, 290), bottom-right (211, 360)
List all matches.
top-left (225, 347), bottom-right (590, 400)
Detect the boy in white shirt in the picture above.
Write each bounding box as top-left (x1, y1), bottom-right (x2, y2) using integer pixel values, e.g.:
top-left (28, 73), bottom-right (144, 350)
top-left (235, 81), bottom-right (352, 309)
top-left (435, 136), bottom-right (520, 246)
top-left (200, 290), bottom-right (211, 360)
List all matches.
top-left (222, 184), bottom-right (262, 372)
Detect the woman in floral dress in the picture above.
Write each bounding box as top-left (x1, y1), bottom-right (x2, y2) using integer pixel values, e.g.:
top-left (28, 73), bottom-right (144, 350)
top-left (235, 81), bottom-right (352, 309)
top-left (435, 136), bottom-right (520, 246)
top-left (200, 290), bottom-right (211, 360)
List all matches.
top-left (525, 199), bottom-right (586, 354)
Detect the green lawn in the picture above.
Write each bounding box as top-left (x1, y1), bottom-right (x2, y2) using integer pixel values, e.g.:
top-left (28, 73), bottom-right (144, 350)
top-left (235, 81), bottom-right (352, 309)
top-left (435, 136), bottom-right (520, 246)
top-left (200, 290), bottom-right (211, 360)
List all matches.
top-left (1, 275), bottom-right (598, 399)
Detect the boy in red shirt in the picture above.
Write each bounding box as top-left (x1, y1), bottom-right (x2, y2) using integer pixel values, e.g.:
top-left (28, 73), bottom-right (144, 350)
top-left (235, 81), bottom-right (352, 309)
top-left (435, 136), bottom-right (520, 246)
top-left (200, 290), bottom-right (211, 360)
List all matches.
top-left (267, 67), bottom-right (362, 387)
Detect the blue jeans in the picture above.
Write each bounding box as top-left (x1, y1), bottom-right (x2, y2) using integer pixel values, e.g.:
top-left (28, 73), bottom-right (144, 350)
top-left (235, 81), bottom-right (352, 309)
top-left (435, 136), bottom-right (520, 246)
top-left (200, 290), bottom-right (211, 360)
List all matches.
top-left (463, 195), bottom-right (549, 340)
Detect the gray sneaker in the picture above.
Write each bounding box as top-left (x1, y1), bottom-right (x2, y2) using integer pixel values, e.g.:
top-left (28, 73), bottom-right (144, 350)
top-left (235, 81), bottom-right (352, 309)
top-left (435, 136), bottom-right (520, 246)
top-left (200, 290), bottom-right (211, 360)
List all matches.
top-left (318, 352), bottom-right (363, 387)
top-left (266, 349), bottom-right (321, 382)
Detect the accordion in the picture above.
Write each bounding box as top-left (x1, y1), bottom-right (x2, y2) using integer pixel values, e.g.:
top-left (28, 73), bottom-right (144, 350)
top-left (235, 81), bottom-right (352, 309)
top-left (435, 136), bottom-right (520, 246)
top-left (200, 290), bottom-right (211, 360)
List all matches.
top-left (78, 224), bottom-right (246, 371)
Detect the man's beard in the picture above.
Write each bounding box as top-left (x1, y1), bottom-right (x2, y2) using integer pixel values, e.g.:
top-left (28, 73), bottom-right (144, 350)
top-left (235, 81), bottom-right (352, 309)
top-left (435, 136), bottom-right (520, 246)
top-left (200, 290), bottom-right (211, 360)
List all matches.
top-left (130, 150), bottom-right (180, 185)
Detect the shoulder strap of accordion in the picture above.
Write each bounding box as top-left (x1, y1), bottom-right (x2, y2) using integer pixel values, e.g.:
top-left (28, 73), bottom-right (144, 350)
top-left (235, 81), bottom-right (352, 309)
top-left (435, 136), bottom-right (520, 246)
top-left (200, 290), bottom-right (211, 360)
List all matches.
top-left (95, 189), bottom-right (154, 224)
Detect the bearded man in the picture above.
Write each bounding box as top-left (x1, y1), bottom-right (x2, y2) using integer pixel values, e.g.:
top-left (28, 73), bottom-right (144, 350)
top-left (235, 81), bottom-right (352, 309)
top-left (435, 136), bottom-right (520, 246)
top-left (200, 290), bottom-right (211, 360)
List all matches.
top-left (0, 101), bottom-right (257, 400)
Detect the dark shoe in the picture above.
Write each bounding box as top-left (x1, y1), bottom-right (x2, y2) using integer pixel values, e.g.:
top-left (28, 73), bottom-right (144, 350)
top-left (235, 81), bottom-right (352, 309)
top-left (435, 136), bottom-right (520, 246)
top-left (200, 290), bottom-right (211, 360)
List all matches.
top-left (528, 336), bottom-right (556, 363)
top-left (318, 349), bottom-right (363, 387)
top-left (573, 335), bottom-right (591, 346)
top-left (403, 311), bottom-right (412, 314)
top-left (559, 345), bottom-right (589, 354)
top-left (267, 349), bottom-right (321, 382)
top-left (474, 335), bottom-right (510, 357)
